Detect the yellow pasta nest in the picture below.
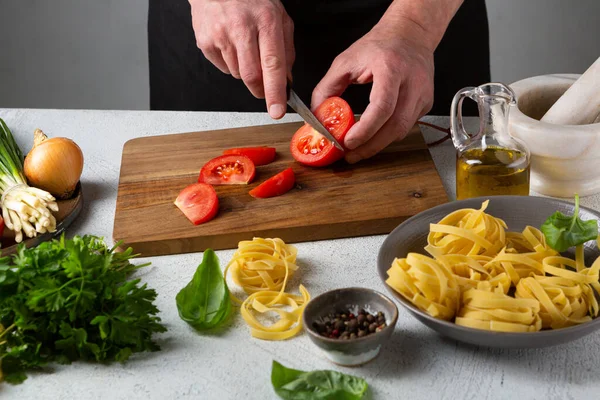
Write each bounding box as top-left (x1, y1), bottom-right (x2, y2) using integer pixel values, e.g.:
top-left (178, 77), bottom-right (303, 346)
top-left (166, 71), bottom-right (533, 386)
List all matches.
top-left (386, 201), bottom-right (600, 333)
top-left (224, 237), bottom-right (310, 341)
top-left (425, 200), bottom-right (507, 258)
top-left (436, 254), bottom-right (510, 294)
top-left (456, 285), bottom-right (542, 332)
top-left (227, 238), bottom-right (298, 295)
top-left (386, 253), bottom-right (459, 321)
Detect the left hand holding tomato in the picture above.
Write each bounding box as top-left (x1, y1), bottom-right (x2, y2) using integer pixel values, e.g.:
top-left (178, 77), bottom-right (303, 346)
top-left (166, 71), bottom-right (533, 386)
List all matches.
top-left (311, 18), bottom-right (435, 164)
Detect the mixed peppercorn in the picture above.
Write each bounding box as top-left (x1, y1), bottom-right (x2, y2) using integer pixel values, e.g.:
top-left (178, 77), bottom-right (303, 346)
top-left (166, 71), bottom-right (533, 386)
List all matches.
top-left (312, 308), bottom-right (387, 340)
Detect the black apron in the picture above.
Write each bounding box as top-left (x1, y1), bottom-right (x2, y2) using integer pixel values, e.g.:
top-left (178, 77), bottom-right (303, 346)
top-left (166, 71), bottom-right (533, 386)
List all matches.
top-left (148, 0), bottom-right (490, 116)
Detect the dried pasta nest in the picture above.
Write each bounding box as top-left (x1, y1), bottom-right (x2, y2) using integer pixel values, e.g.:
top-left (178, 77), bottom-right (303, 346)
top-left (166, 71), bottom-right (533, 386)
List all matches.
top-left (386, 201), bottom-right (600, 333)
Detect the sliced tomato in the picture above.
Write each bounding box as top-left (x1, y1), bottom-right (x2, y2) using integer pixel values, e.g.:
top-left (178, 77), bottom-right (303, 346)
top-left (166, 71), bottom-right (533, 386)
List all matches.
top-left (174, 183), bottom-right (219, 225)
top-left (198, 154), bottom-right (256, 185)
top-left (249, 168), bottom-right (296, 198)
top-left (290, 97), bottom-right (355, 167)
top-left (223, 146), bottom-right (276, 166)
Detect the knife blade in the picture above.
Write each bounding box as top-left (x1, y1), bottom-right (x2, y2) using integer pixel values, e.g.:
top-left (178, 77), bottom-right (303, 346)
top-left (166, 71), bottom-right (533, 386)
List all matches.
top-left (286, 83), bottom-right (344, 151)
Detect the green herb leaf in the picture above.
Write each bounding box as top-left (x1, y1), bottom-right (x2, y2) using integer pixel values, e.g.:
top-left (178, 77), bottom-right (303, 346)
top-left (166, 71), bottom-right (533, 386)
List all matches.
top-left (0, 234), bottom-right (167, 384)
top-left (176, 249), bottom-right (231, 330)
top-left (271, 360), bottom-right (369, 400)
top-left (541, 194), bottom-right (599, 252)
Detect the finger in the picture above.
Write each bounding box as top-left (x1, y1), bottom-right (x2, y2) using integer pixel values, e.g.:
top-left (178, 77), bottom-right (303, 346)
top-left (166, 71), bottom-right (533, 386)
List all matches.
top-left (202, 47), bottom-right (230, 75)
top-left (282, 14), bottom-right (295, 78)
top-left (311, 59), bottom-right (352, 110)
top-left (221, 46), bottom-right (240, 79)
top-left (345, 90), bottom-right (417, 164)
top-left (237, 34), bottom-right (265, 98)
top-left (258, 19), bottom-right (288, 119)
top-left (343, 73), bottom-right (401, 150)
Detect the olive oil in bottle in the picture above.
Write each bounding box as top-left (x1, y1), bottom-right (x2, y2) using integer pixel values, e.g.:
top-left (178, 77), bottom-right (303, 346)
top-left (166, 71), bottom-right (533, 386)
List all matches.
top-left (456, 146), bottom-right (530, 200)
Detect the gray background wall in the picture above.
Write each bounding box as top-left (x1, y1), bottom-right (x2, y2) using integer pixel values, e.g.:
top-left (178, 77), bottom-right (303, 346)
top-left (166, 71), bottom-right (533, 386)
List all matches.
top-left (0, 0), bottom-right (598, 110)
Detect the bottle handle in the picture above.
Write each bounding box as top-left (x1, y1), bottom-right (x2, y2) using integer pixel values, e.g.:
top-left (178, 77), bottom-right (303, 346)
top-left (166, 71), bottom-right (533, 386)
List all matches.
top-left (450, 87), bottom-right (478, 151)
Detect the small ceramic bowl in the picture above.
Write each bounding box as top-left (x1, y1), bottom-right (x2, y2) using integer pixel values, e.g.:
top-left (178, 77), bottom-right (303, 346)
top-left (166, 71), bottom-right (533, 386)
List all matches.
top-left (509, 74), bottom-right (600, 197)
top-left (303, 287), bottom-right (398, 366)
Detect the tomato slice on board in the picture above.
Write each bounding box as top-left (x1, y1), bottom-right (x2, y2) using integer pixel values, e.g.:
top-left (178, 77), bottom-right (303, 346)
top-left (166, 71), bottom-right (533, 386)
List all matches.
top-left (249, 168), bottom-right (296, 198)
top-left (198, 154), bottom-right (256, 185)
top-left (174, 183), bottom-right (219, 225)
top-left (290, 97), bottom-right (355, 167)
top-left (223, 146), bottom-right (276, 166)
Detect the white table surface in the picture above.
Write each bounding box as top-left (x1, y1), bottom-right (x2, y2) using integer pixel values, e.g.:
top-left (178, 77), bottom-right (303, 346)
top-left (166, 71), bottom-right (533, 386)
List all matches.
top-left (1, 109), bottom-right (599, 400)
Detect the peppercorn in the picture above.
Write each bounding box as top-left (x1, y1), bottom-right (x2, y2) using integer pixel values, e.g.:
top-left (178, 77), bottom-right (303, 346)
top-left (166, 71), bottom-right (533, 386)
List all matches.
top-left (347, 319), bottom-right (358, 333)
top-left (314, 308), bottom-right (387, 340)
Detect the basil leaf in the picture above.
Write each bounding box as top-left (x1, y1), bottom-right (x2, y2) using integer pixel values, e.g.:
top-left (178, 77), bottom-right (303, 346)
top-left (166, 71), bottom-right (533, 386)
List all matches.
top-left (541, 194), bottom-right (599, 252)
top-left (271, 360), bottom-right (368, 400)
top-left (176, 249), bottom-right (231, 330)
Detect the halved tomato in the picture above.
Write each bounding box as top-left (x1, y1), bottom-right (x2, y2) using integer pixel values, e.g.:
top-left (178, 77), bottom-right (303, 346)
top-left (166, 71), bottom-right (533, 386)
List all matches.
top-left (198, 154), bottom-right (256, 185)
top-left (290, 97), bottom-right (355, 167)
top-left (223, 146), bottom-right (276, 166)
top-left (249, 167), bottom-right (295, 198)
top-left (174, 183), bottom-right (219, 225)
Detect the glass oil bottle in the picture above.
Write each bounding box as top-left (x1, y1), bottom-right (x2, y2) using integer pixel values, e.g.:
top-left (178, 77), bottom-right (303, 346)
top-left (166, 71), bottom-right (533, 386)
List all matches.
top-left (450, 83), bottom-right (530, 200)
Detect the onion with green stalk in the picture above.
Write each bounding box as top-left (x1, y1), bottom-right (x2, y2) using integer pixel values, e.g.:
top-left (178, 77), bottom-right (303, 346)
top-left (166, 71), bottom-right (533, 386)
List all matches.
top-left (0, 118), bottom-right (58, 243)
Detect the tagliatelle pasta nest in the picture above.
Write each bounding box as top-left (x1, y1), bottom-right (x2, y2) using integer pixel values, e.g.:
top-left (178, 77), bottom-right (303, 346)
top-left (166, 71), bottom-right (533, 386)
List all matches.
top-left (226, 238), bottom-right (299, 295)
top-left (224, 237), bottom-right (310, 341)
top-left (386, 200), bottom-right (600, 333)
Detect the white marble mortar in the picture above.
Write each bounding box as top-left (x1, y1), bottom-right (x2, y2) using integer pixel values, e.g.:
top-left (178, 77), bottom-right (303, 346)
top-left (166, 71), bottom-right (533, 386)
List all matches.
top-left (509, 74), bottom-right (600, 198)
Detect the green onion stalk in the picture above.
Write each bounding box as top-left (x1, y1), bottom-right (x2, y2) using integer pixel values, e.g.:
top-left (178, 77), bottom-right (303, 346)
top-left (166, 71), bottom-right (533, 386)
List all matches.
top-left (0, 118), bottom-right (57, 243)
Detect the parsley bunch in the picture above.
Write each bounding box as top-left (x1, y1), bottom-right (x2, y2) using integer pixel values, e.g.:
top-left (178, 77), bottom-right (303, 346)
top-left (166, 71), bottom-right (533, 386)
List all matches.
top-left (0, 235), bottom-right (167, 384)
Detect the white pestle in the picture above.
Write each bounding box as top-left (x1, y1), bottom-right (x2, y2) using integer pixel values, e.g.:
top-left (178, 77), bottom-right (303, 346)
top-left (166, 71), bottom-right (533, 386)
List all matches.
top-left (541, 56), bottom-right (600, 125)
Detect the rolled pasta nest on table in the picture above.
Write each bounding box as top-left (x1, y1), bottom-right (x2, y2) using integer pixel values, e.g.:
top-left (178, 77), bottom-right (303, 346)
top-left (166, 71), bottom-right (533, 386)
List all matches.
top-left (224, 237), bottom-right (310, 341)
top-left (386, 200), bottom-right (600, 333)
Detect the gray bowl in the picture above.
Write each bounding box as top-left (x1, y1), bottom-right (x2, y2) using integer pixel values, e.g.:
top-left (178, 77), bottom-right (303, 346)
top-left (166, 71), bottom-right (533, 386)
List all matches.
top-left (377, 195), bottom-right (600, 348)
top-left (303, 287), bottom-right (398, 366)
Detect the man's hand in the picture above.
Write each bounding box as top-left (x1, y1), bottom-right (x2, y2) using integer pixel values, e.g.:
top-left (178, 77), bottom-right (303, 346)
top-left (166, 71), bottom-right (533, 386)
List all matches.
top-left (312, 25), bottom-right (434, 164)
top-left (190, 0), bottom-right (294, 119)
top-left (312, 0), bottom-right (463, 163)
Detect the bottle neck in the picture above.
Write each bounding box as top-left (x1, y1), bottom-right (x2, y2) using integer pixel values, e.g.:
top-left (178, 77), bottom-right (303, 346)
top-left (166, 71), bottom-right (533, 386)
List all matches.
top-left (478, 97), bottom-right (511, 148)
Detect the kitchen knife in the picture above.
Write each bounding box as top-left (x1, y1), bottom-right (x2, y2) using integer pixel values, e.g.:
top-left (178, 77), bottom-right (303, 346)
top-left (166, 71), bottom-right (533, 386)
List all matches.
top-left (286, 82), bottom-right (344, 151)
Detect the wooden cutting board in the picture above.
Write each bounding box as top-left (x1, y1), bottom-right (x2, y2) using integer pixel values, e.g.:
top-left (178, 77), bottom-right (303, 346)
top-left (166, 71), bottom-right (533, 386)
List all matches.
top-left (113, 122), bottom-right (448, 257)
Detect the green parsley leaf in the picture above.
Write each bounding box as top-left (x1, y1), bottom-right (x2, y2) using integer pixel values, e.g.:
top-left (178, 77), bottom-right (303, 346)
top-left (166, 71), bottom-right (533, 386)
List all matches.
top-left (0, 234), bottom-right (167, 384)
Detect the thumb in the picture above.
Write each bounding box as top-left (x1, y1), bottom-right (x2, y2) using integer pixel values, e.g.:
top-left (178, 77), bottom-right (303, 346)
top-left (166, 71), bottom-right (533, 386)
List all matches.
top-left (311, 59), bottom-right (352, 110)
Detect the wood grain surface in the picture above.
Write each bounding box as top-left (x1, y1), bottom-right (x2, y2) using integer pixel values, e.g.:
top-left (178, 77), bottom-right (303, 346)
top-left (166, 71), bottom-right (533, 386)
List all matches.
top-left (113, 122), bottom-right (448, 256)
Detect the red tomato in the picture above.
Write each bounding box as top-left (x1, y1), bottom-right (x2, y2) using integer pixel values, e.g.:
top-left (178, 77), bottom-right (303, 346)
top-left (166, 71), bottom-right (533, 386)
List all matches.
top-left (174, 183), bottom-right (219, 225)
top-left (0, 216), bottom-right (4, 237)
top-left (223, 146), bottom-right (276, 166)
top-left (249, 168), bottom-right (296, 198)
top-left (290, 97), bottom-right (355, 167)
top-left (198, 154), bottom-right (256, 185)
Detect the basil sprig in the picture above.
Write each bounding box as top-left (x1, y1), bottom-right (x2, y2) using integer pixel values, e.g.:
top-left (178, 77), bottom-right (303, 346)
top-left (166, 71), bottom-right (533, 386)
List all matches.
top-left (271, 360), bottom-right (368, 399)
top-left (176, 249), bottom-right (231, 330)
top-left (541, 194), bottom-right (599, 252)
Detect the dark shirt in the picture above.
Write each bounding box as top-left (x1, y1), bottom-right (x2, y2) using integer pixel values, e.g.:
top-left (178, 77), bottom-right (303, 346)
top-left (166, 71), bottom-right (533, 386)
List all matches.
top-left (148, 0), bottom-right (490, 115)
